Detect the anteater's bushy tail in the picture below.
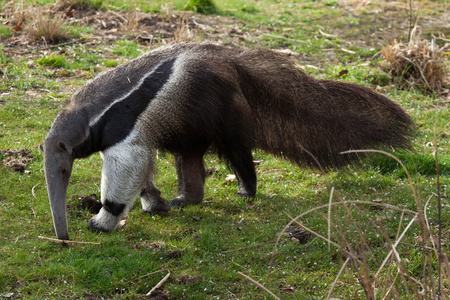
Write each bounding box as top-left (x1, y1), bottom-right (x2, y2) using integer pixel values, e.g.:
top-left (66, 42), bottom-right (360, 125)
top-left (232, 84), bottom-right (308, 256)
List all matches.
top-left (232, 49), bottom-right (415, 168)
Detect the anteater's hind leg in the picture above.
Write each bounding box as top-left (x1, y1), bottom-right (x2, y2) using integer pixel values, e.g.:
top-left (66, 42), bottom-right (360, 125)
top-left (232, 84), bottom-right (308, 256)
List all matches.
top-left (140, 180), bottom-right (171, 216)
top-left (170, 147), bottom-right (208, 207)
top-left (224, 144), bottom-right (257, 198)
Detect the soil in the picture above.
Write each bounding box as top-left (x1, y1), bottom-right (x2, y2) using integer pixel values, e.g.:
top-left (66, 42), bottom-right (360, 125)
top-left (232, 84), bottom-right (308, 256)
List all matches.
top-left (147, 288), bottom-right (169, 300)
top-left (0, 149), bottom-right (34, 172)
top-left (68, 194), bottom-right (102, 215)
top-left (177, 274), bottom-right (203, 284)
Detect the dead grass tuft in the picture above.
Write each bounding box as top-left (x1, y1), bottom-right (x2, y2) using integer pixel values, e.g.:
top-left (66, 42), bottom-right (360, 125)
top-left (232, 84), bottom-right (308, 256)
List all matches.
top-left (382, 28), bottom-right (449, 94)
top-left (26, 9), bottom-right (68, 44)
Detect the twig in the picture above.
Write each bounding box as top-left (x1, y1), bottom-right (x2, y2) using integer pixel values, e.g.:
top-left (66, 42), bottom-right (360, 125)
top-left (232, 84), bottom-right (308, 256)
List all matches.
top-left (374, 214), bottom-right (418, 278)
top-left (341, 149), bottom-right (427, 234)
top-left (424, 194), bottom-right (439, 257)
top-left (381, 271), bottom-right (400, 300)
top-left (31, 183), bottom-right (39, 200)
top-left (38, 236), bottom-right (102, 245)
top-left (327, 257), bottom-right (350, 300)
top-left (237, 271), bottom-right (281, 300)
top-left (125, 269), bottom-right (168, 283)
top-left (283, 212), bottom-right (350, 256)
top-left (318, 29), bottom-right (337, 38)
top-left (269, 200), bottom-right (417, 265)
top-left (39, 38), bottom-right (86, 50)
top-left (146, 270), bottom-right (171, 296)
top-left (340, 149), bottom-right (417, 202)
top-left (327, 187), bottom-right (335, 251)
top-left (434, 107), bottom-right (443, 298)
top-left (395, 210), bottom-right (405, 243)
top-left (108, 10), bottom-right (128, 24)
top-left (231, 260), bottom-right (249, 271)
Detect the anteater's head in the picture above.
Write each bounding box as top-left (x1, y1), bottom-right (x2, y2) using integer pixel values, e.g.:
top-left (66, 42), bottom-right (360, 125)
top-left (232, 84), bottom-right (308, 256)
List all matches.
top-left (42, 136), bottom-right (74, 240)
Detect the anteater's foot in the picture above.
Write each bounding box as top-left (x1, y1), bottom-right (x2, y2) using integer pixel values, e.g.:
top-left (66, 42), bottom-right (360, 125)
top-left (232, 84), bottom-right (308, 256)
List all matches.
top-left (87, 208), bottom-right (121, 233)
top-left (236, 186), bottom-right (256, 198)
top-left (170, 196), bottom-right (202, 208)
top-left (142, 201), bottom-right (171, 216)
top-left (141, 186), bottom-right (172, 216)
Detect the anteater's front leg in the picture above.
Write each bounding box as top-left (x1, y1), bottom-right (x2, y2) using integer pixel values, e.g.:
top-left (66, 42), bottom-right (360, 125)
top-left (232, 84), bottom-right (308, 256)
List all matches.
top-left (88, 143), bottom-right (150, 233)
top-left (170, 147), bottom-right (208, 207)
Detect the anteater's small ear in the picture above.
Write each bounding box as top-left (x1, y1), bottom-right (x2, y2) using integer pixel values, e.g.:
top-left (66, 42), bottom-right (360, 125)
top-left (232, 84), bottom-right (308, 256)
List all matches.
top-left (57, 141), bottom-right (72, 154)
top-left (39, 144), bottom-right (44, 153)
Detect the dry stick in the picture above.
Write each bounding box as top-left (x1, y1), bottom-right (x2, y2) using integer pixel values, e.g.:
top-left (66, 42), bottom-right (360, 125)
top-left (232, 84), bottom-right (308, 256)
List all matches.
top-left (38, 236), bottom-right (102, 245)
top-left (39, 38), bottom-right (86, 50)
top-left (285, 211), bottom-right (373, 297)
top-left (424, 194), bottom-right (439, 257)
top-left (379, 220), bottom-right (417, 299)
top-left (31, 183), bottom-right (39, 200)
top-left (326, 256), bottom-right (350, 300)
top-left (269, 201), bottom-right (417, 265)
top-left (237, 271), bottom-right (281, 300)
top-left (374, 214), bottom-right (418, 278)
top-left (341, 150), bottom-right (417, 201)
top-left (283, 212), bottom-right (355, 259)
top-left (327, 187), bottom-right (335, 252)
top-left (428, 254), bottom-right (437, 299)
top-left (146, 270), bottom-right (171, 296)
top-left (341, 149), bottom-right (427, 231)
top-left (381, 271), bottom-right (400, 300)
top-left (125, 269), bottom-right (168, 284)
top-left (404, 269), bottom-right (427, 291)
top-left (441, 253), bottom-right (450, 285)
top-left (395, 210), bottom-right (405, 243)
top-left (269, 143), bottom-right (326, 267)
top-left (231, 260), bottom-right (249, 272)
top-left (407, 0), bottom-right (414, 42)
top-left (30, 183), bottom-right (39, 218)
top-left (433, 108), bottom-right (443, 299)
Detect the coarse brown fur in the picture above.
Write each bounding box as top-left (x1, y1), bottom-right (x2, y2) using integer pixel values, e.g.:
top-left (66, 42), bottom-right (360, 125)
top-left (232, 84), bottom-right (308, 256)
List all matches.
top-left (44, 43), bottom-right (415, 239)
top-left (153, 44), bottom-right (414, 169)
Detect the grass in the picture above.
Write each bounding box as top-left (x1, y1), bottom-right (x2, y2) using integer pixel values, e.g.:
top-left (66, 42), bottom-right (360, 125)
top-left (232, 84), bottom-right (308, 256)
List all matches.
top-left (0, 0), bottom-right (449, 299)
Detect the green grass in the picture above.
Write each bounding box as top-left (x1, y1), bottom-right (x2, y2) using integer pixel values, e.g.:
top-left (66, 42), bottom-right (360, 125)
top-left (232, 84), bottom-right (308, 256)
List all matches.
top-left (0, 24), bottom-right (12, 39)
top-left (183, 0), bottom-right (216, 13)
top-left (0, 0), bottom-right (448, 299)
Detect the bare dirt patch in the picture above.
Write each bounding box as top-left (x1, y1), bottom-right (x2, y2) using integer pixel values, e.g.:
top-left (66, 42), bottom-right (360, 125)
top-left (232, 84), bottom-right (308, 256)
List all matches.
top-left (1, 149), bottom-right (34, 173)
top-left (177, 274), bottom-right (203, 284)
top-left (68, 194), bottom-right (102, 216)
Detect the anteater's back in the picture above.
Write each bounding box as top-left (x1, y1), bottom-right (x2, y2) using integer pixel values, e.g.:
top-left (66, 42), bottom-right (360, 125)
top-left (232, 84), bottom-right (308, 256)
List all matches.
top-left (182, 44), bottom-right (414, 168)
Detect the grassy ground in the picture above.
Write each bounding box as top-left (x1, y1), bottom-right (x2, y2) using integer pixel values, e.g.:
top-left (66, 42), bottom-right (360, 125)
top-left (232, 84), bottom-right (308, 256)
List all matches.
top-left (0, 0), bottom-right (449, 299)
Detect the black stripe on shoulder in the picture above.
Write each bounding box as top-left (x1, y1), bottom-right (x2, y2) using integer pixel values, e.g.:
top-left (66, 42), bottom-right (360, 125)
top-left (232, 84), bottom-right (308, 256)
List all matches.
top-left (74, 58), bottom-right (176, 157)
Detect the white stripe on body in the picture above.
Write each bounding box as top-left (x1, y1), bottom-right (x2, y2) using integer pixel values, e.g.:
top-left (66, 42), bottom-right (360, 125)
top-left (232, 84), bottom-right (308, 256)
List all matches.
top-left (88, 59), bottom-right (174, 128)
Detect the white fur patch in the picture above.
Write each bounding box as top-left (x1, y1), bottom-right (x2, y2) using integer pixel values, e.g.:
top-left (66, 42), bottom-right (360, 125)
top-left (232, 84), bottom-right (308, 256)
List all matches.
top-left (93, 131), bottom-right (153, 230)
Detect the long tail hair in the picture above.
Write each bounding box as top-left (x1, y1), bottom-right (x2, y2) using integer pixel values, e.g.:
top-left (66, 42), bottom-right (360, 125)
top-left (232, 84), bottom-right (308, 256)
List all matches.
top-left (231, 48), bottom-right (414, 168)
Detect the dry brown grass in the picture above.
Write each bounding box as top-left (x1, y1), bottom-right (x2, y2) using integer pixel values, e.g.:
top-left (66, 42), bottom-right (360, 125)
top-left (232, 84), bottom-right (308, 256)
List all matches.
top-left (1, 3), bottom-right (68, 44)
top-left (26, 9), bottom-right (68, 44)
top-left (270, 148), bottom-right (449, 299)
top-left (382, 28), bottom-right (449, 94)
